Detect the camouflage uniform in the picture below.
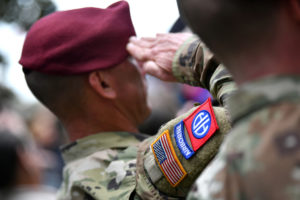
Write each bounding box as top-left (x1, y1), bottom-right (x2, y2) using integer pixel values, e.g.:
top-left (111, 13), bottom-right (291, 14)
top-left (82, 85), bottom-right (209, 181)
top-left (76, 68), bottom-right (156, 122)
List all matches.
top-left (57, 108), bottom-right (231, 200)
top-left (172, 35), bottom-right (236, 106)
top-left (172, 36), bottom-right (300, 199)
top-left (57, 132), bottom-right (148, 200)
top-left (57, 36), bottom-right (235, 200)
top-left (187, 75), bottom-right (300, 200)
top-left (133, 37), bottom-right (233, 199)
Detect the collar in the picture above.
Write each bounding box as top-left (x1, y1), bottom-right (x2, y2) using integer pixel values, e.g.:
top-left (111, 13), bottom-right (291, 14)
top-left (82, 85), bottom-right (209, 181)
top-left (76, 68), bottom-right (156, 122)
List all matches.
top-left (227, 75), bottom-right (300, 124)
top-left (61, 132), bottom-right (147, 164)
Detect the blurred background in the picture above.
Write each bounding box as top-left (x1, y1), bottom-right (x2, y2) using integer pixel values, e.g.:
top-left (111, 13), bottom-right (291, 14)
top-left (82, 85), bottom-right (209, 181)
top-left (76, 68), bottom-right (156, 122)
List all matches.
top-left (0, 0), bottom-right (212, 197)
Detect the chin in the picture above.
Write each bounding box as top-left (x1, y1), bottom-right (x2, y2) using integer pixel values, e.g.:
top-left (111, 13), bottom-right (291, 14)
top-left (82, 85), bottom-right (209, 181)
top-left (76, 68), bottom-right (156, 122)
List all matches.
top-left (145, 106), bottom-right (152, 119)
top-left (137, 106), bottom-right (152, 126)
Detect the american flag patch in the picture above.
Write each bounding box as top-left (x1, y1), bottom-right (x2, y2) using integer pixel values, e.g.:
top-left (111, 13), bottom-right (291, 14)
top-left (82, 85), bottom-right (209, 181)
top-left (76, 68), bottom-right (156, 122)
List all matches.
top-left (151, 130), bottom-right (187, 187)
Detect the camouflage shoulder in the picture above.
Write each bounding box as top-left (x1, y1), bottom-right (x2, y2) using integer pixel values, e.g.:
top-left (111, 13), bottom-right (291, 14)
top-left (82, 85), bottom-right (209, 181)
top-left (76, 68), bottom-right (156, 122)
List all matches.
top-left (136, 99), bottom-right (231, 198)
top-left (58, 146), bottom-right (139, 200)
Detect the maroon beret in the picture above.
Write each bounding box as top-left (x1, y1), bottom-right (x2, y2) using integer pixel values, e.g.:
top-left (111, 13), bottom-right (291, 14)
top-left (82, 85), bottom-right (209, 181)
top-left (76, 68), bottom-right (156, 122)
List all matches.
top-left (19, 1), bottom-right (136, 74)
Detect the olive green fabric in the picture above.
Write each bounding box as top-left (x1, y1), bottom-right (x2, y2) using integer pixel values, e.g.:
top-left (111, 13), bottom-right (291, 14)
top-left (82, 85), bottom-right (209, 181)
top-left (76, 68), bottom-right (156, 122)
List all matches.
top-left (187, 76), bottom-right (300, 200)
top-left (141, 105), bottom-right (231, 197)
top-left (57, 132), bottom-right (146, 200)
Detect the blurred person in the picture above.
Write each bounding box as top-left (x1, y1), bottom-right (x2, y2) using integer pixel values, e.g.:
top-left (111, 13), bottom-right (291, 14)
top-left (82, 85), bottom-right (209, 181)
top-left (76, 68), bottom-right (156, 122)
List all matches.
top-left (19, 1), bottom-right (231, 199)
top-left (0, 84), bottom-right (30, 138)
top-left (0, 85), bottom-right (56, 200)
top-left (0, 84), bottom-right (20, 111)
top-left (25, 103), bottom-right (65, 189)
top-left (0, 130), bottom-right (56, 200)
top-left (128, 0), bottom-right (300, 199)
top-left (25, 104), bottom-right (58, 148)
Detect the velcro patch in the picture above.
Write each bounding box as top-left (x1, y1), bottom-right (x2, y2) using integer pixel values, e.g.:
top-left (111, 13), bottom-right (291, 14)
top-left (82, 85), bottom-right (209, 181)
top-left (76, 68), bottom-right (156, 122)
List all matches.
top-left (183, 98), bottom-right (219, 152)
top-left (174, 121), bottom-right (194, 159)
top-left (151, 130), bottom-right (187, 187)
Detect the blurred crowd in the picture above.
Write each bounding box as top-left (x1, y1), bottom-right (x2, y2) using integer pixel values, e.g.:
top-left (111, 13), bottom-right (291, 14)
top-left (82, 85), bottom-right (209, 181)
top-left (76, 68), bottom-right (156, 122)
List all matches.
top-left (0, 84), bottom-right (66, 199)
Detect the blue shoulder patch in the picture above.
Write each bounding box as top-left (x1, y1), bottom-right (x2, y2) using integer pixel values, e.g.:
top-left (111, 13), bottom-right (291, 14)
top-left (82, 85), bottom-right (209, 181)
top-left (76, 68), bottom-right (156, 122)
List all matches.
top-left (174, 121), bottom-right (195, 159)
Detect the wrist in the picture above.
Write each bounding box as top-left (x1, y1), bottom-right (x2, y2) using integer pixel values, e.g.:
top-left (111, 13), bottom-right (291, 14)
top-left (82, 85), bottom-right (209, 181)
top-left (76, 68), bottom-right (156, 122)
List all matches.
top-left (172, 35), bottom-right (202, 86)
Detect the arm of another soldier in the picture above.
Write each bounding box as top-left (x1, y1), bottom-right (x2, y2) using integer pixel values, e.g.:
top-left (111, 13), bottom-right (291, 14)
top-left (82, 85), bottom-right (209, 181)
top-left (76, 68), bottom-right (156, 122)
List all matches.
top-left (127, 33), bottom-right (234, 199)
top-left (127, 33), bottom-right (237, 105)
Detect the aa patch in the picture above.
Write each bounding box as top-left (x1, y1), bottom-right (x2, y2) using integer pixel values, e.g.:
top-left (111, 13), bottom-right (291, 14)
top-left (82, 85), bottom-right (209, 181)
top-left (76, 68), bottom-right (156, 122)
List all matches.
top-left (174, 121), bottom-right (194, 159)
top-left (151, 130), bottom-right (187, 187)
top-left (183, 98), bottom-right (219, 152)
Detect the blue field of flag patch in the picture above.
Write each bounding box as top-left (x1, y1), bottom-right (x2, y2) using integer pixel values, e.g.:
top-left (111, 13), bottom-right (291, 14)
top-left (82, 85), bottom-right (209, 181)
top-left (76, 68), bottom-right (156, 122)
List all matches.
top-left (153, 140), bottom-right (167, 164)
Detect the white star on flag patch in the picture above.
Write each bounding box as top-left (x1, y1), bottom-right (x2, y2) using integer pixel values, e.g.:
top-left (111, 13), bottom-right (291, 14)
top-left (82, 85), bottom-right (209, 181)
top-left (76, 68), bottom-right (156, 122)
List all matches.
top-left (151, 130), bottom-right (187, 187)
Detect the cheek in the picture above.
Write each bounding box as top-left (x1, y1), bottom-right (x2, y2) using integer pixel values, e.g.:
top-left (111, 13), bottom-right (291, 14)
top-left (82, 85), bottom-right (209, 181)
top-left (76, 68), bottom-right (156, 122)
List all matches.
top-left (138, 77), bottom-right (148, 102)
top-left (116, 67), bottom-right (148, 104)
top-left (128, 81), bottom-right (148, 109)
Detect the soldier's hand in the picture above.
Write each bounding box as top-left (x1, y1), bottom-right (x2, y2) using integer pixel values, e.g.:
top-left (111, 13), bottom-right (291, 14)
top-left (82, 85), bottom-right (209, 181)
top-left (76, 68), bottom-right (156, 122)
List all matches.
top-left (126, 33), bottom-right (192, 82)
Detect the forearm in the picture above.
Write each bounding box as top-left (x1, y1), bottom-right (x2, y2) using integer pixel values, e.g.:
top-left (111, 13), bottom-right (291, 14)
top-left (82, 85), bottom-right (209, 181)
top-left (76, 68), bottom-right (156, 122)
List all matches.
top-left (172, 36), bottom-right (237, 106)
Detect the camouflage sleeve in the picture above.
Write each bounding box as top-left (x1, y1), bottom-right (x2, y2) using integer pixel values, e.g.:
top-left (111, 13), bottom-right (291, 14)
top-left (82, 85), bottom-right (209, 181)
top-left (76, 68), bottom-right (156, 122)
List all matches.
top-left (172, 36), bottom-right (237, 106)
top-left (135, 99), bottom-right (232, 199)
top-left (62, 187), bottom-right (94, 200)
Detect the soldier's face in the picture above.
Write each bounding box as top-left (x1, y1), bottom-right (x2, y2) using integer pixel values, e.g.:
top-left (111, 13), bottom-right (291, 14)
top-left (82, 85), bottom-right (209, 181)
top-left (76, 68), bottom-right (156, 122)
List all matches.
top-left (113, 58), bottom-right (151, 126)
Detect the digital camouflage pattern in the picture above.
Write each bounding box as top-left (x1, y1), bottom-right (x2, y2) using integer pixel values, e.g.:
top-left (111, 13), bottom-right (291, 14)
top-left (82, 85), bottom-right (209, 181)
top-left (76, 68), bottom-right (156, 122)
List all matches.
top-left (57, 132), bottom-right (148, 200)
top-left (187, 76), bottom-right (300, 200)
top-left (138, 105), bottom-right (231, 198)
top-left (172, 36), bottom-right (237, 106)
top-left (173, 38), bottom-right (300, 199)
top-left (56, 37), bottom-right (236, 200)
top-left (57, 108), bottom-right (231, 200)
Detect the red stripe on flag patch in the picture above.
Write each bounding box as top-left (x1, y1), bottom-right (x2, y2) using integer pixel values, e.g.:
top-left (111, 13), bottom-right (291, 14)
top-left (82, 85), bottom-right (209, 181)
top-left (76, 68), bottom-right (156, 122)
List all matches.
top-left (151, 130), bottom-right (187, 187)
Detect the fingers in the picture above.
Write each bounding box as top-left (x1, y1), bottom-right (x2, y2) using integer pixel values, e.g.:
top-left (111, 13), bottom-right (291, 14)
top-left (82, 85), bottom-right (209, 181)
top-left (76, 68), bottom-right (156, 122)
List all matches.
top-left (127, 36), bottom-right (157, 61)
top-left (143, 61), bottom-right (160, 77)
top-left (143, 61), bottom-right (176, 82)
top-left (129, 36), bottom-right (156, 48)
top-left (127, 43), bottom-right (152, 61)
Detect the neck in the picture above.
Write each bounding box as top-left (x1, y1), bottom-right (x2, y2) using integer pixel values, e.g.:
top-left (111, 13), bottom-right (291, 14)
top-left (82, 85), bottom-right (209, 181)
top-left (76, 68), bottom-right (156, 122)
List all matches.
top-left (223, 12), bottom-right (300, 85)
top-left (62, 106), bottom-right (139, 142)
top-left (226, 49), bottom-right (300, 85)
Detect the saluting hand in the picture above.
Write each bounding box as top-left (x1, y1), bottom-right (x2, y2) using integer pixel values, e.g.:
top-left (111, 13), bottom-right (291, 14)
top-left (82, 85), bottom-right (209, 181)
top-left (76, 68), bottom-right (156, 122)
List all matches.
top-left (126, 33), bottom-right (192, 82)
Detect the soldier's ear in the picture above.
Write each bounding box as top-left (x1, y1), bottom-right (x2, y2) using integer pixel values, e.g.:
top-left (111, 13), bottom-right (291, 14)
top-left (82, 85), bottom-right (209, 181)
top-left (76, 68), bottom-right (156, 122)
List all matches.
top-left (88, 70), bottom-right (116, 99)
top-left (288, 0), bottom-right (300, 21)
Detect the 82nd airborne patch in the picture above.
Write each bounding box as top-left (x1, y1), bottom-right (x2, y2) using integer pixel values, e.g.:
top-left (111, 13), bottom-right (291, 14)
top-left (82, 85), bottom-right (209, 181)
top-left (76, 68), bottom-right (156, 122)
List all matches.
top-left (181, 98), bottom-right (219, 154)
